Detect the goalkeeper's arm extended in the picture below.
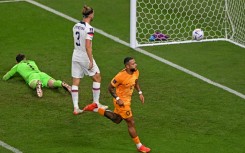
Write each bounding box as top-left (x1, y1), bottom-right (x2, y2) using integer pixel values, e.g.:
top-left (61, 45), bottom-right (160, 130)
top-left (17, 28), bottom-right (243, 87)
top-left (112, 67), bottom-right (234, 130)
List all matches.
top-left (2, 65), bottom-right (17, 81)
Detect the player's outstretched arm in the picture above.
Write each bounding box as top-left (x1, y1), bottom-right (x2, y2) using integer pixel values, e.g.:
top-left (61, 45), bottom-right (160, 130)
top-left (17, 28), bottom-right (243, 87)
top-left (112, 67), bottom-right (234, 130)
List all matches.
top-left (2, 65), bottom-right (18, 81)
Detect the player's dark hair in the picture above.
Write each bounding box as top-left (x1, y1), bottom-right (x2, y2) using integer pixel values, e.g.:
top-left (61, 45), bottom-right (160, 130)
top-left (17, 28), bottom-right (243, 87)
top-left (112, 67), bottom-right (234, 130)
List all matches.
top-left (16, 54), bottom-right (25, 63)
top-left (82, 5), bottom-right (93, 18)
top-left (124, 57), bottom-right (134, 65)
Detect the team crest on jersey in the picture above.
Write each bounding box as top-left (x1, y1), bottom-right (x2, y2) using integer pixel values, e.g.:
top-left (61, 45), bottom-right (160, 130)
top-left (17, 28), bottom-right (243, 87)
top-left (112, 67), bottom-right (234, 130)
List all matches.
top-left (126, 111), bottom-right (131, 116)
top-left (113, 79), bottom-right (117, 84)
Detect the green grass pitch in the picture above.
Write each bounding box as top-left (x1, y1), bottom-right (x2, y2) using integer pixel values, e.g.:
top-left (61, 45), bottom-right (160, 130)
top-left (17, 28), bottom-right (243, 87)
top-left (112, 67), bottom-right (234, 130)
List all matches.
top-left (0, 0), bottom-right (244, 153)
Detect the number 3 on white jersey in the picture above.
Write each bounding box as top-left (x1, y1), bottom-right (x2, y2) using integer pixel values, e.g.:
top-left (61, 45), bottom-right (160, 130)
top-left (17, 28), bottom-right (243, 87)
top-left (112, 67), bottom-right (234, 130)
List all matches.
top-left (75, 31), bottom-right (80, 46)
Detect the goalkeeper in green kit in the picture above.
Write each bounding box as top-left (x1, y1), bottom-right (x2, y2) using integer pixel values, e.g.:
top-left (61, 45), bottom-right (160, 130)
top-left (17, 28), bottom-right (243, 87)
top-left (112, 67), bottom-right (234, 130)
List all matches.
top-left (3, 54), bottom-right (71, 97)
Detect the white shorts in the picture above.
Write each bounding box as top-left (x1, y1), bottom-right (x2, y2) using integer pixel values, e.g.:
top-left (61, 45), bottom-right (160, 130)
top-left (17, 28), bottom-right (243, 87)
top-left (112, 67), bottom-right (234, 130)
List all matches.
top-left (72, 59), bottom-right (100, 78)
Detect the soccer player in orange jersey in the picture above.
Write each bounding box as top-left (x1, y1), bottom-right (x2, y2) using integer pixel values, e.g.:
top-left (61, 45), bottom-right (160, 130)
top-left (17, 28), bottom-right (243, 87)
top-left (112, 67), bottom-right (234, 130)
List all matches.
top-left (83, 57), bottom-right (151, 153)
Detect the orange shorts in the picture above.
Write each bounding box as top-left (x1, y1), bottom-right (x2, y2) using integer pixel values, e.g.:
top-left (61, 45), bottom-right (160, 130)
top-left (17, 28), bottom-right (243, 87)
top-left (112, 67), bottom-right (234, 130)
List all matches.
top-left (113, 103), bottom-right (132, 119)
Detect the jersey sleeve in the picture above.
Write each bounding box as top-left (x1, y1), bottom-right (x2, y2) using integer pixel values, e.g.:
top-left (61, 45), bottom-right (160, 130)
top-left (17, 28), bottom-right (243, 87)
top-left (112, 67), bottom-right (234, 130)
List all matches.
top-left (2, 64), bottom-right (18, 81)
top-left (86, 25), bottom-right (94, 40)
top-left (111, 73), bottom-right (122, 87)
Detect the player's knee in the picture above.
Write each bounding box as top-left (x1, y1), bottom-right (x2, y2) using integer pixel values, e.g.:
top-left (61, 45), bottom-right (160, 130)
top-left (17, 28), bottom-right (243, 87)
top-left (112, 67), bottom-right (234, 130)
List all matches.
top-left (112, 114), bottom-right (123, 124)
top-left (126, 118), bottom-right (135, 127)
top-left (105, 111), bottom-right (122, 124)
top-left (129, 120), bottom-right (135, 127)
top-left (92, 73), bottom-right (101, 82)
top-left (113, 118), bottom-right (122, 124)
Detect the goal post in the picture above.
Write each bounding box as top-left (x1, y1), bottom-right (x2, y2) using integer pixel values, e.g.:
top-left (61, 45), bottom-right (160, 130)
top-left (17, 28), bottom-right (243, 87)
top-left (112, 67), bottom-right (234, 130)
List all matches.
top-left (130, 0), bottom-right (137, 48)
top-left (130, 0), bottom-right (245, 48)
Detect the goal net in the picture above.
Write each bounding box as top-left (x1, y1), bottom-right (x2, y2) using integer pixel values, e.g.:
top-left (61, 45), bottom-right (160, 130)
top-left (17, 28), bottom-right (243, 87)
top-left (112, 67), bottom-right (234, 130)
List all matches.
top-left (130, 0), bottom-right (245, 48)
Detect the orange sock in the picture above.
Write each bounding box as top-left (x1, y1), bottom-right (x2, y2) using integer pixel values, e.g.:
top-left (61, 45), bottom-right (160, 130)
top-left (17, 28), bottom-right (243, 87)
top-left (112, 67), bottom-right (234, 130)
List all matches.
top-left (98, 108), bottom-right (105, 116)
top-left (132, 136), bottom-right (140, 144)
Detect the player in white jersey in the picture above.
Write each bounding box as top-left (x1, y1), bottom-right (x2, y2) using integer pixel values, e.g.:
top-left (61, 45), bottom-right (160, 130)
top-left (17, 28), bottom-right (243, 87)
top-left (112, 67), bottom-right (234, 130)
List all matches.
top-left (71, 5), bottom-right (108, 115)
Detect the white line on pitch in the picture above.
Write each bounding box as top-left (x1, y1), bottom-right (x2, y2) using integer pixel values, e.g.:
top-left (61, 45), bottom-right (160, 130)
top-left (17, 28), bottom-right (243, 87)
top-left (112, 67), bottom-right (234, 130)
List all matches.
top-left (25, 0), bottom-right (245, 100)
top-left (0, 0), bottom-right (24, 3)
top-left (0, 140), bottom-right (23, 153)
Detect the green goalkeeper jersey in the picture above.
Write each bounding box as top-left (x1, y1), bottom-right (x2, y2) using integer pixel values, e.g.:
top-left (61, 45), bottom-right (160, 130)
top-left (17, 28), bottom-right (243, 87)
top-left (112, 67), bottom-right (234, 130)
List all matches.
top-left (3, 60), bottom-right (41, 84)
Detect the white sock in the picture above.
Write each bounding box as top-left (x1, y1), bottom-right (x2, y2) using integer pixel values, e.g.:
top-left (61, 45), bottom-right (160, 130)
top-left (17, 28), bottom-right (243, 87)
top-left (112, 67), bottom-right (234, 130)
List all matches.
top-left (136, 143), bottom-right (142, 149)
top-left (93, 108), bottom-right (98, 112)
top-left (92, 82), bottom-right (100, 104)
top-left (71, 85), bottom-right (79, 109)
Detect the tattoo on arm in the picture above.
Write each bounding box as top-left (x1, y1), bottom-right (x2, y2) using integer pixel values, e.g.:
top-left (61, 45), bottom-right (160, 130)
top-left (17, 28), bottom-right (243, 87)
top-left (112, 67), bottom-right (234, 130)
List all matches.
top-left (108, 83), bottom-right (117, 98)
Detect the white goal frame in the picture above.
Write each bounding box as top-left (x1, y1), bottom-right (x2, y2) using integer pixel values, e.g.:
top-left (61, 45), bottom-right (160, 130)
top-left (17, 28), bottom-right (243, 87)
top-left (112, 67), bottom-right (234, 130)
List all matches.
top-left (130, 0), bottom-right (245, 48)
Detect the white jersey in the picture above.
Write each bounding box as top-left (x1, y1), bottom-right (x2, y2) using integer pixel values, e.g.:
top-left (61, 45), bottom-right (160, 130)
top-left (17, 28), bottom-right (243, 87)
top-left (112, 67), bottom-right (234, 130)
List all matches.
top-left (72, 21), bottom-right (94, 62)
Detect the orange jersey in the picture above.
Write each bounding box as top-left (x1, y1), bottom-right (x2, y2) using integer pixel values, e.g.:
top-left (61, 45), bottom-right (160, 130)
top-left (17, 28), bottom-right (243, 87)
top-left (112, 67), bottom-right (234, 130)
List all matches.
top-left (111, 69), bottom-right (139, 106)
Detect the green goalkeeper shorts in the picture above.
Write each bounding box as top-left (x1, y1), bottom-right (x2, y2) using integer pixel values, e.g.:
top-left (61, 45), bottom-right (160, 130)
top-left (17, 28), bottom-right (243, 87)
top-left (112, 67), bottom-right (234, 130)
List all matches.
top-left (28, 72), bottom-right (53, 88)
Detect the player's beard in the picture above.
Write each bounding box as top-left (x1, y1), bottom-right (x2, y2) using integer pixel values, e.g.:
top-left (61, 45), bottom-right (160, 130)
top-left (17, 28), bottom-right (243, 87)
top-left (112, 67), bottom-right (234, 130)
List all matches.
top-left (130, 68), bottom-right (137, 72)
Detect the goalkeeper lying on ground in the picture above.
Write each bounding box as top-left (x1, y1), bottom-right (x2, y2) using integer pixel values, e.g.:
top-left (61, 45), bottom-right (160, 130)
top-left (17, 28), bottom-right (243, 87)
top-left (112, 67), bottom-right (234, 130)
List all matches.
top-left (2, 53), bottom-right (71, 97)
